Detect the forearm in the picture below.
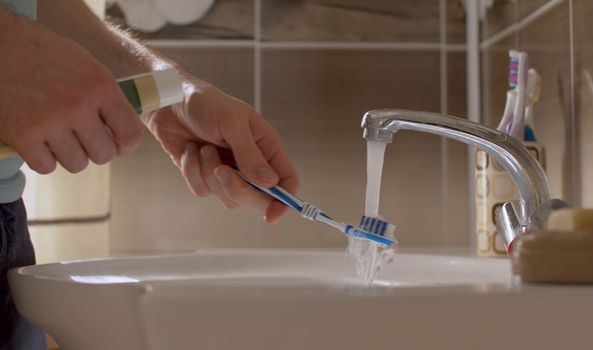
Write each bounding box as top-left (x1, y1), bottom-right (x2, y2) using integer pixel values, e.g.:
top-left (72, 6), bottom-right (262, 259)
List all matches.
top-left (36, 0), bottom-right (212, 128)
top-left (37, 0), bottom-right (171, 77)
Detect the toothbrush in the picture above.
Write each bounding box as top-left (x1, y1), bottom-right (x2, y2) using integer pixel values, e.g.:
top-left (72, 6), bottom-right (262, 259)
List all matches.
top-left (508, 50), bottom-right (529, 139)
top-left (232, 169), bottom-right (397, 248)
top-left (497, 89), bottom-right (517, 133)
top-left (523, 68), bottom-right (541, 142)
top-left (0, 69), bottom-right (184, 160)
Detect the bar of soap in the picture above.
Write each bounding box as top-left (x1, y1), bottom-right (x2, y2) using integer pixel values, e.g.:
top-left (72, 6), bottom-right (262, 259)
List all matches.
top-left (547, 208), bottom-right (593, 231)
top-left (511, 229), bottom-right (593, 284)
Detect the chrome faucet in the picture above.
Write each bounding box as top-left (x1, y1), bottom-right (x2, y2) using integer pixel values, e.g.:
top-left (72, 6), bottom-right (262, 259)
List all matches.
top-left (361, 109), bottom-right (568, 252)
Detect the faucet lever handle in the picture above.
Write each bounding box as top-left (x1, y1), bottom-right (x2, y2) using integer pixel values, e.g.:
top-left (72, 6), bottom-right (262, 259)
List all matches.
top-left (496, 200), bottom-right (527, 253)
top-left (497, 198), bottom-right (571, 253)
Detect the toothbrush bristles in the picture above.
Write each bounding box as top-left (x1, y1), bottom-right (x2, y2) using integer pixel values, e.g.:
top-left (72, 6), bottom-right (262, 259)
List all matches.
top-left (359, 215), bottom-right (388, 236)
top-left (346, 226), bottom-right (396, 248)
top-left (508, 52), bottom-right (522, 87)
top-left (359, 215), bottom-right (396, 237)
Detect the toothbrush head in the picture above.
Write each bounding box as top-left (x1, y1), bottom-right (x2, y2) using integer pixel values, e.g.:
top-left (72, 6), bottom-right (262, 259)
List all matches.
top-left (359, 215), bottom-right (396, 238)
top-left (508, 56), bottom-right (519, 88)
top-left (508, 50), bottom-right (528, 88)
top-left (344, 224), bottom-right (397, 248)
top-left (527, 68), bottom-right (542, 103)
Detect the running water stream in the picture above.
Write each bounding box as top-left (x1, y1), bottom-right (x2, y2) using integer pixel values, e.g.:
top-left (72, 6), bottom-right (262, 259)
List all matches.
top-left (347, 140), bottom-right (395, 285)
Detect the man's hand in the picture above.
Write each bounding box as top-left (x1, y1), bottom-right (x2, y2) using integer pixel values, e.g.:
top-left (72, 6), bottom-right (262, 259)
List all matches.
top-left (142, 79), bottom-right (300, 224)
top-left (0, 8), bottom-right (143, 174)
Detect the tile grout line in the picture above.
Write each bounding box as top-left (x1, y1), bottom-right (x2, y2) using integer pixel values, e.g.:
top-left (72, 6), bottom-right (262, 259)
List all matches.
top-left (259, 42), bottom-right (465, 50)
top-left (439, 0), bottom-right (450, 247)
top-left (254, 0), bottom-right (263, 247)
top-left (480, 0), bottom-right (566, 50)
top-left (146, 39), bottom-right (467, 51)
top-left (146, 40), bottom-right (256, 48)
top-left (466, 0), bottom-right (480, 252)
top-left (254, 0), bottom-right (262, 114)
top-left (569, 0), bottom-right (578, 206)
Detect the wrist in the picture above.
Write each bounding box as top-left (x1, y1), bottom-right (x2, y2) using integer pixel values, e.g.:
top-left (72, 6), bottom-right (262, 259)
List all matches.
top-left (139, 75), bottom-right (210, 128)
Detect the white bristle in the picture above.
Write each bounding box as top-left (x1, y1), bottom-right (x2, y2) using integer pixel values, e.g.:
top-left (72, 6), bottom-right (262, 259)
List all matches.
top-left (300, 203), bottom-right (320, 221)
top-left (359, 215), bottom-right (396, 238)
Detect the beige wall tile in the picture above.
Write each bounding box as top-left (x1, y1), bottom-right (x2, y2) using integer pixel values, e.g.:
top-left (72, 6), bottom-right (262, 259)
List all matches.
top-left (107, 0), bottom-right (254, 40)
top-left (480, 0), bottom-right (518, 39)
top-left (380, 133), bottom-right (445, 247)
top-left (260, 49), bottom-right (443, 247)
top-left (23, 163), bottom-right (109, 219)
top-left (481, 0), bottom-right (517, 41)
top-left (156, 47), bottom-right (255, 104)
top-left (445, 52), bottom-right (470, 247)
top-left (110, 130), bottom-right (261, 253)
top-left (447, 52), bottom-right (468, 119)
top-left (261, 49), bottom-right (441, 117)
top-left (445, 140), bottom-right (470, 246)
top-left (447, 0), bottom-right (466, 44)
top-left (518, 0), bottom-right (550, 19)
top-left (261, 0), bottom-right (440, 42)
top-left (31, 222), bottom-right (110, 264)
top-left (574, 0), bottom-right (593, 206)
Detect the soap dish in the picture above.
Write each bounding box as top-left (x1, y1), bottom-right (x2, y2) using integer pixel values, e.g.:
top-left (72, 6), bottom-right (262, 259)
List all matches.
top-left (511, 229), bottom-right (593, 284)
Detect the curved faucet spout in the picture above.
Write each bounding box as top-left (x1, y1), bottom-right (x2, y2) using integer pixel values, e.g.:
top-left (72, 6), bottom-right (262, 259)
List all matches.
top-left (361, 109), bottom-right (553, 250)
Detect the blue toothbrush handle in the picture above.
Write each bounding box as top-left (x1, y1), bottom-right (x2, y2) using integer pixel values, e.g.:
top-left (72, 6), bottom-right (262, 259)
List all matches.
top-left (255, 183), bottom-right (305, 213)
top-left (230, 167), bottom-right (396, 248)
top-left (230, 168), bottom-right (304, 212)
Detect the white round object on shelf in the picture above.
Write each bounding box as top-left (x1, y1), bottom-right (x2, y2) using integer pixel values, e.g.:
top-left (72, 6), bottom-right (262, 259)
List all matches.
top-left (117, 0), bottom-right (167, 32)
top-left (82, 0), bottom-right (106, 19)
top-left (153, 0), bottom-right (214, 25)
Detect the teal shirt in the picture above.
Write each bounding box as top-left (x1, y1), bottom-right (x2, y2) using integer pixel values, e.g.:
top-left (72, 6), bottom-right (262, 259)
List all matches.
top-left (1, 0), bottom-right (36, 20)
top-left (0, 0), bottom-right (36, 203)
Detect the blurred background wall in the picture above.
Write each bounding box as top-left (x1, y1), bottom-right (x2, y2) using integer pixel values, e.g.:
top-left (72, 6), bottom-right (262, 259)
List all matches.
top-left (107, 0), bottom-right (470, 255)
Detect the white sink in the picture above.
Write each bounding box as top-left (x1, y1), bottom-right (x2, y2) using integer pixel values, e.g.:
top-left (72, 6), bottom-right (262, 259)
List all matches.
top-left (8, 249), bottom-right (593, 350)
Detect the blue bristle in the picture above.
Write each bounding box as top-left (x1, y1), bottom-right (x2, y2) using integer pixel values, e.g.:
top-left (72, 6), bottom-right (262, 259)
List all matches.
top-left (345, 225), bottom-right (395, 247)
top-left (359, 215), bottom-right (388, 236)
top-left (524, 126), bottom-right (536, 142)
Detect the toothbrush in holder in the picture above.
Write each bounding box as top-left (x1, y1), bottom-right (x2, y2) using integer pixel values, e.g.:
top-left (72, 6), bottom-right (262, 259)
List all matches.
top-left (524, 68), bottom-right (542, 142)
top-left (507, 50), bottom-right (529, 140)
top-left (496, 89), bottom-right (517, 134)
top-left (232, 169), bottom-right (397, 248)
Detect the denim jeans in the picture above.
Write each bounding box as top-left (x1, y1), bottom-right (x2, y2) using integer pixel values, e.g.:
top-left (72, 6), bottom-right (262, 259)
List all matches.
top-left (0, 199), bottom-right (47, 350)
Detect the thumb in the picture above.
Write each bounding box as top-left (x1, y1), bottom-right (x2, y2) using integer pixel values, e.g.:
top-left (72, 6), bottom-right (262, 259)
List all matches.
top-left (222, 118), bottom-right (279, 187)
